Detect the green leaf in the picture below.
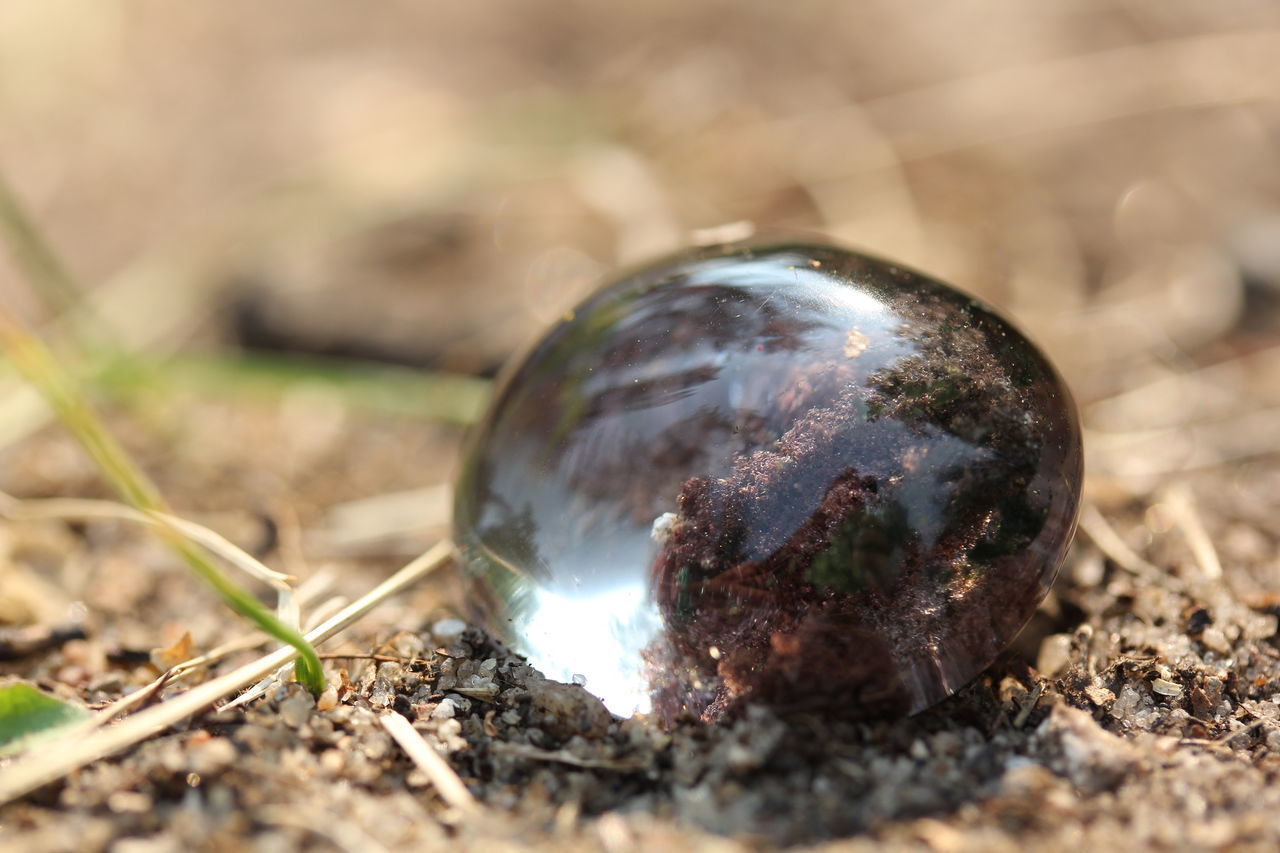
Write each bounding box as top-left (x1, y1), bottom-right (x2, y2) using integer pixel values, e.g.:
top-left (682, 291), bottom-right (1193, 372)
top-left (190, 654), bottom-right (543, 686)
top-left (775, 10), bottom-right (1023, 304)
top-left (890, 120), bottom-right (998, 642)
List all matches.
top-left (0, 683), bottom-right (88, 754)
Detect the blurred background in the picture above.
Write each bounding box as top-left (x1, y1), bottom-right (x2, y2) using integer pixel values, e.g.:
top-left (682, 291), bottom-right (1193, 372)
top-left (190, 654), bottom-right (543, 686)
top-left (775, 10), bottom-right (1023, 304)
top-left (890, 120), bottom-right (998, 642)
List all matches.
top-left (1, 1), bottom-right (1278, 638)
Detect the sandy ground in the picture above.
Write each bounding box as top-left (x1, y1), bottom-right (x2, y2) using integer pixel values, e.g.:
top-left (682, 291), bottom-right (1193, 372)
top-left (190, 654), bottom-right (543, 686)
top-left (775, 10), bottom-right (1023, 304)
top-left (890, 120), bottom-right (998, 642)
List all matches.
top-left (2, 1), bottom-right (1280, 850)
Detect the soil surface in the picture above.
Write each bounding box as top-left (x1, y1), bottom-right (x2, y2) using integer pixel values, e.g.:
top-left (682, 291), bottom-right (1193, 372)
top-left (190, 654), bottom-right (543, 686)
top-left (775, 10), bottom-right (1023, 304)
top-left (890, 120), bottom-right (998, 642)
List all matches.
top-left (3, 2), bottom-right (1280, 851)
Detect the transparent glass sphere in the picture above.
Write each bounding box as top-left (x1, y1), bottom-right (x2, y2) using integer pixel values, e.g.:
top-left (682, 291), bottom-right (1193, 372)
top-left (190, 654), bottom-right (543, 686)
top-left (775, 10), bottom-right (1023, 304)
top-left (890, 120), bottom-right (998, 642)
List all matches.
top-left (453, 241), bottom-right (1082, 723)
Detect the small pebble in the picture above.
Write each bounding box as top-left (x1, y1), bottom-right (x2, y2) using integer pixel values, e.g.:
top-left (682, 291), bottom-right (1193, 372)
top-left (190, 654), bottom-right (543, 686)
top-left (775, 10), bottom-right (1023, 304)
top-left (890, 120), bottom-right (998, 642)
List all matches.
top-left (432, 618), bottom-right (467, 644)
top-left (315, 686), bottom-right (339, 712)
top-left (279, 693), bottom-right (315, 729)
top-left (1037, 634), bottom-right (1074, 677)
top-left (369, 677), bottom-right (395, 709)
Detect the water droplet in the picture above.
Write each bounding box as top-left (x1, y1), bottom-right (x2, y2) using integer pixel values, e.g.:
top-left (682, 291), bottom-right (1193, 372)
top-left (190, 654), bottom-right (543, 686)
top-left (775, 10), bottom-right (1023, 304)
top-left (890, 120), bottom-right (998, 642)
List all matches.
top-left (454, 241), bottom-right (1082, 723)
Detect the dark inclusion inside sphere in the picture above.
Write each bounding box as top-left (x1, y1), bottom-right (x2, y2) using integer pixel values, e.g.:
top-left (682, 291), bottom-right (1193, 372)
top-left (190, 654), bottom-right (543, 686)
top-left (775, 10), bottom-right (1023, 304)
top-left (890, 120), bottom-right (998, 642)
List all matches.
top-left (454, 241), bottom-right (1082, 723)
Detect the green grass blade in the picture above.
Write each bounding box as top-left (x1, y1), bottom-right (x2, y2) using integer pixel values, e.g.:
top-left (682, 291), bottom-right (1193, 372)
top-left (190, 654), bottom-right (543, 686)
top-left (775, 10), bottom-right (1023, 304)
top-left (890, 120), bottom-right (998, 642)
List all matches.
top-left (98, 350), bottom-right (490, 425)
top-left (0, 172), bottom-right (82, 316)
top-left (0, 312), bottom-right (325, 693)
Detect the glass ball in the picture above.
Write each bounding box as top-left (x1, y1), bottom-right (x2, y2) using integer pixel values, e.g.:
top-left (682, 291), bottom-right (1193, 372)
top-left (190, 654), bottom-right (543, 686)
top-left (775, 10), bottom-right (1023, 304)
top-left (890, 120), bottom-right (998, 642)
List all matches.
top-left (453, 240), bottom-right (1082, 723)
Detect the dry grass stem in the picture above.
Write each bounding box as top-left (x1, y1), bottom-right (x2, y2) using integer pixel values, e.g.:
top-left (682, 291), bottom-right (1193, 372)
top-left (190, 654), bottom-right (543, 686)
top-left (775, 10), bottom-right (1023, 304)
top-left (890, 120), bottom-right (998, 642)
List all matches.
top-left (0, 492), bottom-right (295, 590)
top-left (0, 309), bottom-right (325, 690)
top-left (312, 484), bottom-right (452, 555)
top-left (1086, 343), bottom-right (1280, 420)
top-left (1012, 683), bottom-right (1045, 729)
top-left (303, 596), bottom-right (350, 632)
top-left (379, 710), bottom-right (480, 815)
top-left (0, 171), bottom-right (83, 316)
top-left (1077, 503), bottom-right (1173, 588)
top-left (489, 742), bottom-right (649, 772)
top-left (1161, 484), bottom-right (1224, 581)
top-left (0, 539), bottom-right (453, 807)
top-left (1087, 406), bottom-right (1280, 478)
